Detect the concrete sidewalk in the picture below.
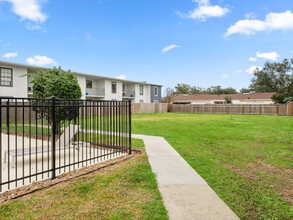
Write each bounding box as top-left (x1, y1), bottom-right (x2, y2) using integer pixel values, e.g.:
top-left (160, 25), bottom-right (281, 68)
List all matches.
top-left (133, 134), bottom-right (239, 220)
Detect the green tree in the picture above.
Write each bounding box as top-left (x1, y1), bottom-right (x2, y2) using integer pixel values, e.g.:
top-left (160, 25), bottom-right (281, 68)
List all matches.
top-left (221, 87), bottom-right (238, 94)
top-left (240, 88), bottom-right (253, 93)
top-left (284, 97), bottom-right (293, 104)
top-left (174, 83), bottom-right (191, 94)
top-left (190, 86), bottom-right (204, 94)
top-left (28, 67), bottom-right (82, 133)
top-left (31, 67), bottom-right (82, 99)
top-left (248, 59), bottom-right (293, 103)
top-left (205, 86), bottom-right (237, 94)
top-left (224, 96), bottom-right (232, 104)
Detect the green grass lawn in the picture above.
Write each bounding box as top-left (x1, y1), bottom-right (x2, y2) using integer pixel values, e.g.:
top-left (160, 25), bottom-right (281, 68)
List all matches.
top-left (132, 113), bottom-right (293, 219)
top-left (0, 139), bottom-right (168, 219)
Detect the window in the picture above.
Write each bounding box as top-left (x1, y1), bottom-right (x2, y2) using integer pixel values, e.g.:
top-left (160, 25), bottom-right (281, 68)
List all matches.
top-left (111, 82), bottom-right (117, 94)
top-left (214, 101), bottom-right (225, 104)
top-left (154, 100), bottom-right (159, 103)
top-left (154, 86), bottom-right (158, 96)
top-left (139, 85), bottom-right (144, 95)
top-left (86, 80), bottom-right (92, 89)
top-left (0, 67), bottom-right (13, 87)
top-left (139, 100), bottom-right (144, 103)
top-left (122, 84), bottom-right (125, 92)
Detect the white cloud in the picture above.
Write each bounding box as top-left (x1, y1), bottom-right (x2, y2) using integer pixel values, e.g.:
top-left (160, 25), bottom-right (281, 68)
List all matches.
top-left (177, 0), bottom-right (229, 21)
top-left (225, 10), bottom-right (293, 36)
top-left (221, 74), bottom-right (228, 78)
top-left (116, 75), bottom-right (126, 80)
top-left (256, 51), bottom-right (279, 61)
top-left (161, 44), bottom-right (180, 54)
top-left (2, 52), bottom-right (18, 58)
top-left (4, 0), bottom-right (47, 23)
top-left (25, 23), bottom-right (42, 31)
top-left (246, 66), bottom-right (262, 74)
top-left (249, 57), bottom-right (257, 62)
top-left (233, 70), bottom-right (243, 73)
top-left (26, 55), bottom-right (57, 66)
top-left (244, 12), bottom-right (257, 20)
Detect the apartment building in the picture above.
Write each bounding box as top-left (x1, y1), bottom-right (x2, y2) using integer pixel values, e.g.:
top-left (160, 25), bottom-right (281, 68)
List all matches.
top-left (0, 60), bottom-right (162, 103)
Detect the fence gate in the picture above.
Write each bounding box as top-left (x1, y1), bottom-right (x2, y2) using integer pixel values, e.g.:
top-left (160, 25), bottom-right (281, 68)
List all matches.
top-left (0, 97), bottom-right (131, 192)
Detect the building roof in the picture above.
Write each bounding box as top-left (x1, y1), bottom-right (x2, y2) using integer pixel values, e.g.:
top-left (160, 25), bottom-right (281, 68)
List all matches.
top-left (0, 60), bottom-right (162, 87)
top-left (173, 93), bottom-right (276, 102)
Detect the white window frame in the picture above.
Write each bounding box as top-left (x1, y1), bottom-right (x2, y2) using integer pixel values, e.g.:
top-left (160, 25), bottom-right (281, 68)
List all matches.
top-left (0, 67), bottom-right (13, 87)
top-left (86, 80), bottom-right (92, 89)
top-left (122, 84), bottom-right (125, 92)
top-left (111, 82), bottom-right (117, 94)
top-left (139, 85), bottom-right (144, 95)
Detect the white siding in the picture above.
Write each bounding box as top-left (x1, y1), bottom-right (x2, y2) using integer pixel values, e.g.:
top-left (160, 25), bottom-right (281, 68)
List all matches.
top-left (134, 84), bottom-right (150, 103)
top-left (76, 75), bottom-right (86, 99)
top-left (104, 79), bottom-right (122, 100)
top-left (0, 64), bottom-right (28, 98)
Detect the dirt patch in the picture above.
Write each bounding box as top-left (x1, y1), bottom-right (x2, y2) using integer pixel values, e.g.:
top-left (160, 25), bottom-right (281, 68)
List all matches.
top-left (220, 163), bottom-right (261, 181)
top-left (246, 161), bottom-right (293, 205)
top-left (0, 150), bottom-right (141, 203)
top-left (221, 161), bottom-right (293, 205)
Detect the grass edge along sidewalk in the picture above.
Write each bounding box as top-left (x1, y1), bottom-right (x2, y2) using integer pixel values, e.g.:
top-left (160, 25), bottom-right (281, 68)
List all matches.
top-left (133, 134), bottom-right (239, 220)
top-left (0, 139), bottom-right (168, 219)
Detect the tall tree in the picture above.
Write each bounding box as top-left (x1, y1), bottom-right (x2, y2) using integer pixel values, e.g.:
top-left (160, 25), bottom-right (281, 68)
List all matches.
top-left (248, 59), bottom-right (293, 103)
top-left (174, 83), bottom-right (191, 94)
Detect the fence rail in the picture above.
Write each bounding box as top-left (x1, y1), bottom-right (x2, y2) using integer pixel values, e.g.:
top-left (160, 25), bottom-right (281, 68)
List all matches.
top-left (0, 97), bottom-right (131, 193)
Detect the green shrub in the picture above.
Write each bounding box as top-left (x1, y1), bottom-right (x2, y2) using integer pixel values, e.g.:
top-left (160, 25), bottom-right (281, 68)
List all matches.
top-left (28, 67), bottom-right (82, 133)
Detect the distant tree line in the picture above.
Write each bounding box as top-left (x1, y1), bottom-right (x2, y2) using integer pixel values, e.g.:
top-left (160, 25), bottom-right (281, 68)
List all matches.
top-left (163, 58), bottom-right (293, 104)
top-left (162, 85), bottom-right (237, 103)
top-left (174, 84), bottom-right (238, 95)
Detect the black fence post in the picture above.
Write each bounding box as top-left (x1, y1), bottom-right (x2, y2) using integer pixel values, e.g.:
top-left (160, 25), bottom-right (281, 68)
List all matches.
top-left (6, 100), bottom-right (9, 134)
top-left (0, 98), bottom-right (2, 192)
top-left (128, 100), bottom-right (131, 154)
top-left (51, 96), bottom-right (56, 179)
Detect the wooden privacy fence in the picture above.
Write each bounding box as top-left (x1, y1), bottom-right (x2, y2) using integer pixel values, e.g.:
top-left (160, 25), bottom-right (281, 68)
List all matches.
top-left (131, 102), bottom-right (293, 116)
top-left (288, 101), bottom-right (293, 116)
top-left (131, 103), bottom-right (169, 114)
top-left (169, 104), bottom-right (288, 115)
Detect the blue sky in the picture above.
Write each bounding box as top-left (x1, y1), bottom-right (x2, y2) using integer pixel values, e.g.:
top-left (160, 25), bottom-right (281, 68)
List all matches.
top-left (1, 0), bottom-right (293, 93)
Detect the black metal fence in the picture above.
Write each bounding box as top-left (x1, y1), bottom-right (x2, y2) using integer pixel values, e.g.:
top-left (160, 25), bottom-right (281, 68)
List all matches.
top-left (0, 97), bottom-right (131, 192)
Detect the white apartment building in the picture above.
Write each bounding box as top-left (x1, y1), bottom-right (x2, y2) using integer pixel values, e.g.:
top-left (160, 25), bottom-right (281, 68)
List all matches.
top-left (0, 60), bottom-right (162, 103)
